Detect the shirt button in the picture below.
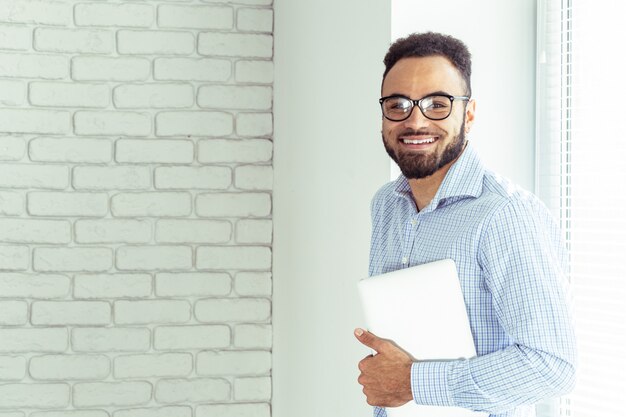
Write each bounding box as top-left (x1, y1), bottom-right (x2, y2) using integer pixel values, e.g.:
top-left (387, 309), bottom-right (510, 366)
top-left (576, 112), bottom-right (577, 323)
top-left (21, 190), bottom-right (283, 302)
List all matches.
top-left (410, 219), bottom-right (417, 226)
top-left (401, 257), bottom-right (408, 264)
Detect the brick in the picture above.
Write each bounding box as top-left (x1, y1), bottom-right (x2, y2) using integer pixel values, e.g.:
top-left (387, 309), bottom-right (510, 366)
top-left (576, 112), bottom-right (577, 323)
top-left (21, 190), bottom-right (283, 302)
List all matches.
top-left (28, 192), bottom-right (108, 217)
top-left (112, 192), bottom-right (192, 217)
top-left (74, 273), bottom-right (152, 299)
top-left (75, 219), bottom-right (152, 244)
top-left (154, 325), bottom-right (230, 350)
top-left (114, 299), bottom-right (191, 324)
top-left (73, 381), bottom-right (152, 407)
top-left (0, 136), bottom-right (25, 161)
top-left (73, 166), bottom-right (151, 190)
top-left (0, 383), bottom-right (69, 408)
top-left (154, 57), bottom-right (231, 81)
top-left (0, 412), bottom-right (23, 417)
top-left (0, 53), bottom-right (68, 79)
top-left (234, 377), bottom-right (271, 401)
top-left (196, 193), bottom-right (271, 217)
top-left (29, 138), bottom-right (111, 163)
top-left (0, 109), bottom-right (70, 134)
top-left (29, 82), bottom-right (109, 108)
top-left (34, 28), bottom-right (113, 54)
top-left (198, 33), bottom-right (272, 58)
top-left (234, 324), bottom-right (272, 349)
top-left (236, 112), bottom-right (272, 137)
top-left (156, 272), bottom-right (231, 297)
top-left (235, 60), bottom-right (273, 83)
top-left (235, 165), bottom-right (273, 190)
top-left (114, 353), bottom-right (192, 378)
top-left (235, 272), bottom-right (272, 296)
top-left (0, 245), bottom-right (28, 271)
top-left (75, 3), bottom-right (153, 28)
top-left (198, 139), bottom-right (272, 163)
top-left (197, 351), bottom-right (270, 376)
top-left (30, 355), bottom-right (110, 380)
top-left (31, 412), bottom-right (107, 417)
top-left (0, 24), bottom-right (30, 50)
top-left (74, 111), bottom-right (151, 137)
top-left (31, 301), bottom-right (110, 326)
top-left (114, 83), bottom-right (193, 109)
top-left (116, 139), bottom-right (194, 163)
top-left (0, 164), bottom-right (68, 189)
top-left (0, 301), bottom-right (27, 325)
top-left (0, 328), bottom-right (67, 352)
top-left (158, 5), bottom-right (233, 29)
top-left (72, 56), bottom-right (150, 81)
top-left (203, 0), bottom-right (272, 3)
top-left (0, 79), bottom-right (25, 106)
top-left (198, 85), bottom-right (272, 110)
top-left (0, 1), bottom-right (70, 25)
top-left (0, 356), bottom-right (26, 380)
top-left (113, 406), bottom-right (191, 417)
top-left (155, 378), bottom-right (229, 403)
top-left (34, 247), bottom-right (113, 272)
top-left (156, 220), bottom-right (231, 244)
top-left (0, 219), bottom-right (71, 244)
top-left (196, 246), bottom-right (271, 270)
top-left (197, 403), bottom-right (270, 417)
top-left (72, 328), bottom-right (150, 352)
top-left (0, 273), bottom-right (70, 298)
top-left (118, 30), bottom-right (194, 55)
top-left (0, 192), bottom-right (23, 216)
top-left (156, 111), bottom-right (232, 137)
top-left (196, 298), bottom-right (270, 323)
top-left (236, 219), bottom-right (272, 244)
top-left (237, 8), bottom-right (273, 32)
top-left (117, 246), bottom-right (192, 271)
top-left (155, 166), bottom-right (231, 190)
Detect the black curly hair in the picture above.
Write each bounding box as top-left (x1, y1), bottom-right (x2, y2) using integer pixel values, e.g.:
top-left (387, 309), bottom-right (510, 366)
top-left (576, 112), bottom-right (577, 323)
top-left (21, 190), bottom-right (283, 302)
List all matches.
top-left (383, 32), bottom-right (472, 96)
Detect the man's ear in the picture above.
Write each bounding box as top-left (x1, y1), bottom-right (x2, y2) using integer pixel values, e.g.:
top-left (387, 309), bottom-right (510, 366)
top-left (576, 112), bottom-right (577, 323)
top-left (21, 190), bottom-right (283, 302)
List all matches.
top-left (464, 99), bottom-right (476, 135)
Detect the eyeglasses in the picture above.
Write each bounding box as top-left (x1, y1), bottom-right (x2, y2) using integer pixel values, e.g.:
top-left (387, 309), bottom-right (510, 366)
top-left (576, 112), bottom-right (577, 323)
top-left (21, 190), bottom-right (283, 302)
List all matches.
top-left (379, 94), bottom-right (470, 121)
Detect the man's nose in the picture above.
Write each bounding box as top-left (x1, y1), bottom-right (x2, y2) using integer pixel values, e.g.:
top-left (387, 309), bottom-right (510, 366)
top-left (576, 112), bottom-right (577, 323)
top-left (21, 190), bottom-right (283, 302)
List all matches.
top-left (402, 106), bottom-right (430, 129)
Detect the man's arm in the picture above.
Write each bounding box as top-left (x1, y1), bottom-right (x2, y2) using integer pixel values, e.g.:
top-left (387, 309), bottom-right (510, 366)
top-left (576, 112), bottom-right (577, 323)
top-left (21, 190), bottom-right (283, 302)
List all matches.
top-left (358, 197), bottom-right (576, 414)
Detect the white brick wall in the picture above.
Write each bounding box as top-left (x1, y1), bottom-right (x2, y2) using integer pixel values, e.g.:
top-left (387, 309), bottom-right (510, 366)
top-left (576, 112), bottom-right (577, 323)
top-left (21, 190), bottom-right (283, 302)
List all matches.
top-left (0, 0), bottom-right (273, 415)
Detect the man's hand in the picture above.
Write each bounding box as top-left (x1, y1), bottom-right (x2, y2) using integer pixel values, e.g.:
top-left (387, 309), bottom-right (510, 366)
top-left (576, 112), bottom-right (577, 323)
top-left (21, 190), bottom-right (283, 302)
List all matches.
top-left (355, 328), bottom-right (414, 407)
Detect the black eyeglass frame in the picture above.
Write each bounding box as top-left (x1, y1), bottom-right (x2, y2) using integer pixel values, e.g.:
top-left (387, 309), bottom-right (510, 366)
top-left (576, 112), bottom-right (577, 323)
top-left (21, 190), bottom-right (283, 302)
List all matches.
top-left (379, 93), bottom-right (471, 121)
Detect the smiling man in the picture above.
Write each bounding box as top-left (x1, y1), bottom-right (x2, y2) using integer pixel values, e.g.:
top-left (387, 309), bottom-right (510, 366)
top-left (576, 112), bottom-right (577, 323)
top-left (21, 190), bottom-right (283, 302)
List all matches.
top-left (355, 32), bottom-right (576, 417)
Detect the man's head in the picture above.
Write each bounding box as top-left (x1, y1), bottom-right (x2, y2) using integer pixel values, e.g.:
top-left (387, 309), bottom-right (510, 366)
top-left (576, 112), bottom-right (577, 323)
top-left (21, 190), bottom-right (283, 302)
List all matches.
top-left (380, 33), bottom-right (475, 180)
top-left (383, 32), bottom-right (472, 96)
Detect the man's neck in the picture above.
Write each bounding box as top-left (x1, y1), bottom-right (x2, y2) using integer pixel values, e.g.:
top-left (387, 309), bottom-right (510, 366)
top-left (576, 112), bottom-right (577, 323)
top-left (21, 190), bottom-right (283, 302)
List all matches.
top-left (407, 143), bottom-right (467, 212)
top-left (407, 163), bottom-right (453, 212)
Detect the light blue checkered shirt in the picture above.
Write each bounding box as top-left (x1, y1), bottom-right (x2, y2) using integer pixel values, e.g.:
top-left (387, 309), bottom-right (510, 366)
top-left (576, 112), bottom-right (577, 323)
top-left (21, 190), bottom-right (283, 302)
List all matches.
top-left (369, 143), bottom-right (576, 417)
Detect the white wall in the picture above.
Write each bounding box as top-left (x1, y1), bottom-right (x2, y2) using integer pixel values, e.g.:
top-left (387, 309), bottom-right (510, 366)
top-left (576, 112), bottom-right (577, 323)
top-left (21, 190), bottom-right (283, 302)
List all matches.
top-left (274, 1), bottom-right (537, 417)
top-left (273, 1), bottom-right (391, 416)
top-left (392, 0), bottom-right (537, 190)
top-left (0, 1), bottom-right (273, 414)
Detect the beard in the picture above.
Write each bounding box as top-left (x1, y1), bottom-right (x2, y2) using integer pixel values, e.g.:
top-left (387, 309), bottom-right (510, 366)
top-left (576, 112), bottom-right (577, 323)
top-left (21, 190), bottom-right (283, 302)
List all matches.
top-left (382, 120), bottom-right (466, 180)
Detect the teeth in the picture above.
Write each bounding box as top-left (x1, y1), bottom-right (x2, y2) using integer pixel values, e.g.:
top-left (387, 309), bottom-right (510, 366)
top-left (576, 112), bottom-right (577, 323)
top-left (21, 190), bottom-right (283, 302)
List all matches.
top-left (402, 137), bottom-right (436, 144)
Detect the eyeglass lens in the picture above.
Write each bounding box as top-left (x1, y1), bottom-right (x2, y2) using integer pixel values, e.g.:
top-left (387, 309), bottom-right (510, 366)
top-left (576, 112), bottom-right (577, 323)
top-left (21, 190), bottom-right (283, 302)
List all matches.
top-left (382, 96), bottom-right (452, 121)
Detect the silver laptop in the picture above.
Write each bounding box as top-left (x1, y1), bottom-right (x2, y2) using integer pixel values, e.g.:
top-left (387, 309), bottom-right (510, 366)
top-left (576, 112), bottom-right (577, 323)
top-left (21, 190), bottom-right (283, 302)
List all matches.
top-left (357, 258), bottom-right (488, 417)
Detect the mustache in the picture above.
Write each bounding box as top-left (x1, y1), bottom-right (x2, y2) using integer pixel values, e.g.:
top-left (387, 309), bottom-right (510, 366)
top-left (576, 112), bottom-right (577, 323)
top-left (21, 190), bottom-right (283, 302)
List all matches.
top-left (397, 127), bottom-right (445, 137)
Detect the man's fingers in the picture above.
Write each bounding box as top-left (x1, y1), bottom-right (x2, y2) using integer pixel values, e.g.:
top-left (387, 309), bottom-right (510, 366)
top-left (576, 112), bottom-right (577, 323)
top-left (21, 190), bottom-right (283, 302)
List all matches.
top-left (354, 328), bottom-right (386, 353)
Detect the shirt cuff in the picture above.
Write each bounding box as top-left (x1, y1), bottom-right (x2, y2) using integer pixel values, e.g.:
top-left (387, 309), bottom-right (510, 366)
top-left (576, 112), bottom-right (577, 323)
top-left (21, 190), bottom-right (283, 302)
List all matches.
top-left (411, 360), bottom-right (456, 407)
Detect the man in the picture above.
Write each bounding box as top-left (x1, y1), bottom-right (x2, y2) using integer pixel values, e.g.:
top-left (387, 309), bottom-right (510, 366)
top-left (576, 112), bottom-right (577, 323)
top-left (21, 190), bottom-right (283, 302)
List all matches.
top-left (355, 32), bottom-right (576, 417)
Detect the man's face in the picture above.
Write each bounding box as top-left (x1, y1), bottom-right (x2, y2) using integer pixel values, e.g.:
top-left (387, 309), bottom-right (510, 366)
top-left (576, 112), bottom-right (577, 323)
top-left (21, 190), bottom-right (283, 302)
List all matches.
top-left (381, 56), bottom-right (475, 179)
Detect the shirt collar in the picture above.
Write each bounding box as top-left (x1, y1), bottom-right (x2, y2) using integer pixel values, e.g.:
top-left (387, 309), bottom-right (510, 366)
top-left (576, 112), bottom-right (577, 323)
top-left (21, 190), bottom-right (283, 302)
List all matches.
top-left (392, 141), bottom-right (485, 212)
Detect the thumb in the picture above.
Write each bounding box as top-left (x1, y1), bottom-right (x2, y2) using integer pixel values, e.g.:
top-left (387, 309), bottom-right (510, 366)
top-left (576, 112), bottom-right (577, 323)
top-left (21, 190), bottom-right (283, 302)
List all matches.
top-left (354, 328), bottom-right (386, 353)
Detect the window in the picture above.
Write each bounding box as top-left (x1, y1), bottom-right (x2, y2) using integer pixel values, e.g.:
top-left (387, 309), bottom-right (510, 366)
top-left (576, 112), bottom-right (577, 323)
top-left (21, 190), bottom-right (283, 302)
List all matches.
top-left (536, 1), bottom-right (626, 416)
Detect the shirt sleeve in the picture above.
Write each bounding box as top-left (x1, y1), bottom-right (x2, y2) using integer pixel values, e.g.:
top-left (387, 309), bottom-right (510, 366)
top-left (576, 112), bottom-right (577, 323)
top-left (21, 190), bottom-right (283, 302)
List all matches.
top-left (409, 197), bottom-right (577, 414)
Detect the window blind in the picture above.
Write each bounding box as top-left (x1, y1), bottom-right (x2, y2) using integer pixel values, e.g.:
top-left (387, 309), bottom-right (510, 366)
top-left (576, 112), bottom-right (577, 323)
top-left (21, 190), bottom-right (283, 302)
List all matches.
top-left (536, 1), bottom-right (626, 416)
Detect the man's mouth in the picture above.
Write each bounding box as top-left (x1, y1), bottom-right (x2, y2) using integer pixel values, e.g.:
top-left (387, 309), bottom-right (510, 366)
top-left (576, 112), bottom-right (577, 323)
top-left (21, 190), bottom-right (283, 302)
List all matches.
top-left (400, 136), bottom-right (438, 145)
